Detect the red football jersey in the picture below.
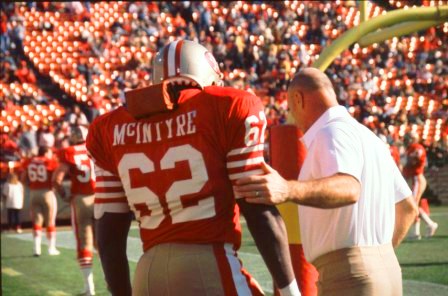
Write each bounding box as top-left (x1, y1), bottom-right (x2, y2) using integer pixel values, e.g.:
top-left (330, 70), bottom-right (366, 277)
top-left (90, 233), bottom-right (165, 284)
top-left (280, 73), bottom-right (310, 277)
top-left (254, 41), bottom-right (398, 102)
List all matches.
top-left (87, 86), bottom-right (267, 252)
top-left (403, 143), bottom-right (426, 177)
top-left (389, 145), bottom-right (401, 167)
top-left (23, 156), bottom-right (58, 190)
top-left (58, 144), bottom-right (95, 195)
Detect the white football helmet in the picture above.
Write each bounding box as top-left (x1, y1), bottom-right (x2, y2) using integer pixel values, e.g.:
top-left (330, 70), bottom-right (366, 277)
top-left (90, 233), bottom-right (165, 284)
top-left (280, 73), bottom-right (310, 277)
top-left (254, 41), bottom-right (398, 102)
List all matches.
top-left (152, 40), bottom-right (223, 88)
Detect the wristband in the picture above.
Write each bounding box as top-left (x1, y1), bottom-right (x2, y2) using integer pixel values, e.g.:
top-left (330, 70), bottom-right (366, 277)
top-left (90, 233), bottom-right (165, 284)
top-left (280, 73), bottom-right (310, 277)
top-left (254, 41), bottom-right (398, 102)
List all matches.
top-left (279, 279), bottom-right (301, 296)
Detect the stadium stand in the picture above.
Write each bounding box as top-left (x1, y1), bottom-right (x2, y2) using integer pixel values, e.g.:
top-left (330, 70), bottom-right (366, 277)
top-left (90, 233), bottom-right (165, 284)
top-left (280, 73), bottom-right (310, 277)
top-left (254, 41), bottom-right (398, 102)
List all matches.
top-left (1, 1), bottom-right (447, 202)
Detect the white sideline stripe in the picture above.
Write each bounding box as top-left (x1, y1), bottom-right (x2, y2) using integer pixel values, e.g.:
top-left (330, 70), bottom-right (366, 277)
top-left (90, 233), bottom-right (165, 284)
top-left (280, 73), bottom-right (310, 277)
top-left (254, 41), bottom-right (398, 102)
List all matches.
top-left (7, 231), bottom-right (448, 294)
top-left (48, 291), bottom-right (70, 296)
top-left (428, 212), bottom-right (448, 217)
top-left (404, 280), bottom-right (448, 291)
top-left (2, 267), bottom-right (22, 276)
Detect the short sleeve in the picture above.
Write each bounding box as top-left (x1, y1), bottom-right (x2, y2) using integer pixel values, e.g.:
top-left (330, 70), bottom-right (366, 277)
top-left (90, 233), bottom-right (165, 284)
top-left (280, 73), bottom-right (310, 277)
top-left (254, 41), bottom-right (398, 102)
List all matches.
top-left (392, 162), bottom-right (412, 203)
top-left (48, 159), bottom-right (59, 171)
top-left (87, 117), bottom-right (130, 218)
top-left (313, 124), bottom-right (363, 181)
top-left (225, 94), bottom-right (267, 187)
top-left (86, 117), bottom-right (116, 174)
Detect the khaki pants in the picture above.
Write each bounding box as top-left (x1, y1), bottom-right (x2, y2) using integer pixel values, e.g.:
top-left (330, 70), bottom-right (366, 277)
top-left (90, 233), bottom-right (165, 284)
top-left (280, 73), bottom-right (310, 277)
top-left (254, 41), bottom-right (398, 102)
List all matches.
top-left (313, 243), bottom-right (402, 296)
top-left (133, 243), bottom-right (264, 296)
top-left (71, 194), bottom-right (95, 255)
top-left (30, 189), bottom-right (57, 227)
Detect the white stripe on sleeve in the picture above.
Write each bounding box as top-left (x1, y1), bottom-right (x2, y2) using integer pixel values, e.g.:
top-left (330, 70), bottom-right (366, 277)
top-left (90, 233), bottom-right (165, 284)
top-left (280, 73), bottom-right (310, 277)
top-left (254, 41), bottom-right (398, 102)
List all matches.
top-left (227, 144), bottom-right (264, 157)
top-left (227, 157), bottom-right (264, 169)
top-left (228, 169), bottom-right (264, 180)
top-left (94, 166), bottom-right (114, 177)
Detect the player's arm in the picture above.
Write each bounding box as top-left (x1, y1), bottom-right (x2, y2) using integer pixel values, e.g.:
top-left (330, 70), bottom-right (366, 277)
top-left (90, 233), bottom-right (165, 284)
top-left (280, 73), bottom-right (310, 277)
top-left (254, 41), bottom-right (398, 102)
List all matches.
top-left (93, 169), bottom-right (133, 295)
top-left (20, 168), bottom-right (28, 185)
top-left (96, 212), bottom-right (132, 296)
top-left (237, 198), bottom-right (298, 292)
top-left (52, 163), bottom-right (70, 200)
top-left (91, 166), bottom-right (133, 295)
top-left (412, 173), bottom-right (427, 203)
top-left (225, 95), bottom-right (298, 294)
top-left (86, 118), bottom-right (133, 295)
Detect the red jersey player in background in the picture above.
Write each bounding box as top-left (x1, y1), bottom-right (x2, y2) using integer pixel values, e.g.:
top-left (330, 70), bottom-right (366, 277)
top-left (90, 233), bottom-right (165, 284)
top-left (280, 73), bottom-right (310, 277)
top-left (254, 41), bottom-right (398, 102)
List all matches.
top-left (21, 146), bottom-right (60, 256)
top-left (389, 144), bottom-right (401, 169)
top-left (53, 125), bottom-right (97, 296)
top-left (403, 132), bottom-right (438, 239)
top-left (87, 40), bottom-right (299, 296)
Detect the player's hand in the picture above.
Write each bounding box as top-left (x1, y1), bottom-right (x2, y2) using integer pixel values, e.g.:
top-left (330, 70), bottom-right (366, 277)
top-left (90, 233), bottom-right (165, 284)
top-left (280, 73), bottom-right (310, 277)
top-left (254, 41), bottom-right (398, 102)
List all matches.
top-left (234, 162), bottom-right (290, 205)
top-left (59, 191), bottom-right (68, 202)
top-left (54, 186), bottom-right (68, 202)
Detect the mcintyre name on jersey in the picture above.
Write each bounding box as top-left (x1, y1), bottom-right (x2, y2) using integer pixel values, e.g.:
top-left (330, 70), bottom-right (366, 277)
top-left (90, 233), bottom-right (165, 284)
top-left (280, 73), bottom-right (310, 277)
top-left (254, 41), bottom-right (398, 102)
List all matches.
top-left (112, 111), bottom-right (197, 146)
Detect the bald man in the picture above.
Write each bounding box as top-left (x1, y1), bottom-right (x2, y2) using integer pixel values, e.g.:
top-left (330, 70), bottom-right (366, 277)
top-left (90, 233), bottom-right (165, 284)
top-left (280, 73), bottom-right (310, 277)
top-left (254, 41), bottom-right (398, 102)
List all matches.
top-left (234, 68), bottom-right (418, 296)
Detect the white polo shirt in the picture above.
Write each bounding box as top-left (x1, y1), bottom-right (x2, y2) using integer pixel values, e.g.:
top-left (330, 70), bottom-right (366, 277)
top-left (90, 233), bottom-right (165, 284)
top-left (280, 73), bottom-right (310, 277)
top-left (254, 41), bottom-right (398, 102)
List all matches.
top-left (298, 106), bottom-right (412, 262)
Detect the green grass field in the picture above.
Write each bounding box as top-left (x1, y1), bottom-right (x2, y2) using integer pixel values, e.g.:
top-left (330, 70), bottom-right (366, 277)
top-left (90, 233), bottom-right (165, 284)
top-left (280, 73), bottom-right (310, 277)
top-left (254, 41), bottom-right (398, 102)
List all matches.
top-left (2, 206), bottom-right (448, 296)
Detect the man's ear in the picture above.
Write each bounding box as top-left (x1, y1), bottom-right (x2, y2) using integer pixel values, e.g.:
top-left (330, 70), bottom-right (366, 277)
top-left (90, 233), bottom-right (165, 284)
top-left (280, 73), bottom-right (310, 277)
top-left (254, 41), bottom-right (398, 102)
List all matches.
top-left (297, 90), bottom-right (305, 109)
top-left (288, 87), bottom-right (302, 105)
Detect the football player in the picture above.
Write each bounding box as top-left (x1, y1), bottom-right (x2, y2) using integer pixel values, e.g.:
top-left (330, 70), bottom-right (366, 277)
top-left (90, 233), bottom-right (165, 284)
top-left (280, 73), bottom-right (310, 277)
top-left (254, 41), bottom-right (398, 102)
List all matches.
top-left (87, 40), bottom-right (299, 295)
top-left (53, 125), bottom-right (96, 296)
top-left (403, 132), bottom-right (438, 239)
top-left (21, 146), bottom-right (60, 256)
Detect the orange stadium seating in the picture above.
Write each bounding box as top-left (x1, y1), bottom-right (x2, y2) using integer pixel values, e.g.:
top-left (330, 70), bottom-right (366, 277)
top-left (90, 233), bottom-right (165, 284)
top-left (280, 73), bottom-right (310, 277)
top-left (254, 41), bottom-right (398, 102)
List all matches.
top-left (0, 1), bottom-right (447, 175)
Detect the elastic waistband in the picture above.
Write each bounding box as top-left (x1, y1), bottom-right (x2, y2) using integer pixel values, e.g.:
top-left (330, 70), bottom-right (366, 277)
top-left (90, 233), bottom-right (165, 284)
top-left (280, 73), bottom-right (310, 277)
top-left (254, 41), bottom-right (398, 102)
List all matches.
top-left (313, 243), bottom-right (395, 268)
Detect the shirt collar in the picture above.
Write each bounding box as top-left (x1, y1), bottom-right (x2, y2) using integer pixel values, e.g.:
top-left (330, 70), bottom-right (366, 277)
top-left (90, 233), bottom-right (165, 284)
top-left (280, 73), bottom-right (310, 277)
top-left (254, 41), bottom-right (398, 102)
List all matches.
top-left (301, 105), bottom-right (348, 149)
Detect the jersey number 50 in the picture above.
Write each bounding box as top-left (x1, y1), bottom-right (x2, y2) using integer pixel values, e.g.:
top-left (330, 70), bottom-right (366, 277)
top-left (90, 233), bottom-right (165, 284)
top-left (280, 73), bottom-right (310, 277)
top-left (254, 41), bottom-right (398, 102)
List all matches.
top-left (74, 153), bottom-right (95, 183)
